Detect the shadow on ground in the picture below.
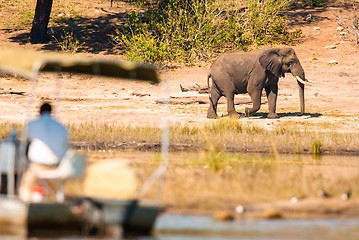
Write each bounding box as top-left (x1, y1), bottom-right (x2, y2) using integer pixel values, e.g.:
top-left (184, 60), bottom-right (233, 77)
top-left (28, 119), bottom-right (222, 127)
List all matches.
top-left (220, 112), bottom-right (323, 119)
top-left (251, 112), bottom-right (323, 119)
top-left (9, 9), bottom-right (128, 54)
top-left (8, 1), bottom-right (348, 54)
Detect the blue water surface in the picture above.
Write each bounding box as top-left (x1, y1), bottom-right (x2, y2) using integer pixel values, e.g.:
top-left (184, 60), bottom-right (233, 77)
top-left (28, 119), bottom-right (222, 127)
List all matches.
top-left (150, 214), bottom-right (359, 240)
top-left (1, 214), bottom-right (359, 240)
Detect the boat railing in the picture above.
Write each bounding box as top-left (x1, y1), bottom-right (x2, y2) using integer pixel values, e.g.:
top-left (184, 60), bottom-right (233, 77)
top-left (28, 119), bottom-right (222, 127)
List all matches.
top-left (0, 48), bottom-right (169, 203)
top-left (0, 138), bottom-right (18, 198)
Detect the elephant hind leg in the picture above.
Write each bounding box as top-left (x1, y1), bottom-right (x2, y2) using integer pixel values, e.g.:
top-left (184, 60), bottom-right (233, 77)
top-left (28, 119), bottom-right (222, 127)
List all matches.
top-left (207, 87), bottom-right (221, 119)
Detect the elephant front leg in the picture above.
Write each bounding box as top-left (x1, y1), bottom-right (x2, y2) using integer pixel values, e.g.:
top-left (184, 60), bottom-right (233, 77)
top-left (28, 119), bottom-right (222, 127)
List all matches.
top-left (226, 93), bottom-right (240, 118)
top-left (245, 87), bottom-right (262, 117)
top-left (265, 84), bottom-right (279, 119)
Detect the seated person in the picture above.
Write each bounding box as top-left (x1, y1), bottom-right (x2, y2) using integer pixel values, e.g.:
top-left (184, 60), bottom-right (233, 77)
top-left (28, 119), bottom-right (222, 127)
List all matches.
top-left (19, 102), bottom-right (68, 202)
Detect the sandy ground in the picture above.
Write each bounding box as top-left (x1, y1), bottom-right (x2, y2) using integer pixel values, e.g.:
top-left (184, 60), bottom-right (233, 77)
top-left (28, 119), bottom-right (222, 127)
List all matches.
top-left (0, 1), bottom-right (358, 131)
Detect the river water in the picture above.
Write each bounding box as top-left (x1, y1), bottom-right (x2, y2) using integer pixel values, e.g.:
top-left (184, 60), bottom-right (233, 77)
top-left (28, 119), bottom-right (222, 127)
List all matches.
top-left (1, 214), bottom-right (359, 240)
top-left (1, 152), bottom-right (358, 240)
top-left (153, 214), bottom-right (359, 240)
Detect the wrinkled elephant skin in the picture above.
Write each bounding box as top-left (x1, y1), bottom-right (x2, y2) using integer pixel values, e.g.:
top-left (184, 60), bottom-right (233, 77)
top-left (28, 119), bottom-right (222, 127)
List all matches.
top-left (207, 47), bottom-right (307, 119)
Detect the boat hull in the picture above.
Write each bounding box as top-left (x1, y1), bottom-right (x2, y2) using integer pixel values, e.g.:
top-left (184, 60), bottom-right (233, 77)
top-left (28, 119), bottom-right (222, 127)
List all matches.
top-left (0, 197), bottom-right (161, 237)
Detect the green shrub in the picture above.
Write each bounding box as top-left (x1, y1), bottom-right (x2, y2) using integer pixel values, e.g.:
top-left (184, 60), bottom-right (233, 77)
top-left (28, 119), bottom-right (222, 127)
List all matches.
top-left (246, 0), bottom-right (302, 45)
top-left (302, 0), bottom-right (327, 7)
top-left (52, 29), bottom-right (84, 53)
top-left (113, 0), bottom-right (301, 65)
top-left (312, 139), bottom-right (323, 156)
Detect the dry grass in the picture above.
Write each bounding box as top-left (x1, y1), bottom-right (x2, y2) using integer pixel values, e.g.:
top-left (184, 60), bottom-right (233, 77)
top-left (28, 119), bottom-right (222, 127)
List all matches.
top-left (1, 0), bottom-right (358, 217)
top-left (64, 119), bottom-right (359, 214)
top-left (87, 150), bottom-right (359, 214)
top-left (1, 118), bottom-right (358, 215)
top-left (1, 118), bottom-right (359, 154)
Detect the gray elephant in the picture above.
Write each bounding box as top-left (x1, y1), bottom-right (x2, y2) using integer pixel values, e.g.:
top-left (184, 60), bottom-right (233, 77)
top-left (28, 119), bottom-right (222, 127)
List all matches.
top-left (207, 47), bottom-right (314, 119)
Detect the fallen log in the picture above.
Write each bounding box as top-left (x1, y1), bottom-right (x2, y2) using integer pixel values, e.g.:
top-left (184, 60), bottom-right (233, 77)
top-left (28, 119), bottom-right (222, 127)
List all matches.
top-left (180, 84), bottom-right (209, 94)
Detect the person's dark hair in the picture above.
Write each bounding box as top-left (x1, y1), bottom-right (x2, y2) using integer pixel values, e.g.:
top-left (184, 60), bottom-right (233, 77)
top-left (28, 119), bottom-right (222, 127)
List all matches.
top-left (40, 102), bottom-right (52, 114)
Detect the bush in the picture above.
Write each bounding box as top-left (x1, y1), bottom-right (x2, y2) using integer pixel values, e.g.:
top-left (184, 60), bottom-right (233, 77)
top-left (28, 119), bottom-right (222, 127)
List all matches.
top-left (334, 2), bottom-right (359, 45)
top-left (52, 28), bottom-right (84, 53)
top-left (245, 0), bottom-right (301, 45)
top-left (312, 139), bottom-right (323, 156)
top-left (113, 0), bottom-right (301, 65)
top-left (302, 0), bottom-right (327, 7)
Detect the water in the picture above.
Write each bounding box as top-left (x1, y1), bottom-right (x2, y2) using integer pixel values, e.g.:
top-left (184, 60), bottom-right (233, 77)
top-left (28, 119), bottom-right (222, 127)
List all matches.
top-left (151, 214), bottom-right (359, 240)
top-left (1, 214), bottom-right (359, 240)
top-left (1, 152), bottom-right (359, 240)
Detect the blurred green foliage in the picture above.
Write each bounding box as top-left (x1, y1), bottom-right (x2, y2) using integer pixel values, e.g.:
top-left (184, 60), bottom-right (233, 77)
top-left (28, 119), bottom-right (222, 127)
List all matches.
top-left (112, 0), bottom-right (301, 65)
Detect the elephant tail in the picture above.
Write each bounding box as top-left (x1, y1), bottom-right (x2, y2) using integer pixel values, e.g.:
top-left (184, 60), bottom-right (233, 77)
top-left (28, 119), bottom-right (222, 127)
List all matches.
top-left (207, 73), bottom-right (221, 97)
top-left (207, 74), bottom-right (211, 93)
top-left (207, 73), bottom-right (212, 100)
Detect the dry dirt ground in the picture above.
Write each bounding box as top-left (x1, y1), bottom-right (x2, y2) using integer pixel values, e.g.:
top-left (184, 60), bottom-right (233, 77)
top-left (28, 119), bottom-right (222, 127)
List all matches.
top-left (0, 1), bottom-right (358, 130)
top-left (1, 1), bottom-right (359, 217)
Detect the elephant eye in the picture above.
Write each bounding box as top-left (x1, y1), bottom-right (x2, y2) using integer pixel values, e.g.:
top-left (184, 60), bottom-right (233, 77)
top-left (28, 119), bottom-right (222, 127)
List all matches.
top-left (287, 61), bottom-right (294, 66)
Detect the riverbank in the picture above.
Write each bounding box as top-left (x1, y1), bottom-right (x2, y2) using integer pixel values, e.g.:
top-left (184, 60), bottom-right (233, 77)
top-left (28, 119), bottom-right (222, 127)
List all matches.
top-left (63, 151), bottom-right (359, 220)
top-left (0, 0), bottom-right (358, 219)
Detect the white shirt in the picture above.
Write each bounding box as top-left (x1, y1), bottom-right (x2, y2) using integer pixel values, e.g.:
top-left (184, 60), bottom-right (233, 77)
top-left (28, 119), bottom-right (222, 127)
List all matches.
top-left (27, 113), bottom-right (68, 165)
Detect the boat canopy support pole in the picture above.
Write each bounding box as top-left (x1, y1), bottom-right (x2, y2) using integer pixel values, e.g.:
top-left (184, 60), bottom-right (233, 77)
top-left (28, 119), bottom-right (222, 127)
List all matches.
top-left (139, 67), bottom-right (169, 199)
top-left (16, 60), bottom-right (43, 193)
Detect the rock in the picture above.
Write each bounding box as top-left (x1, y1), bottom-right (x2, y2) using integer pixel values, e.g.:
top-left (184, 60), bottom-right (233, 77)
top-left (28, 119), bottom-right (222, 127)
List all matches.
top-left (313, 27), bottom-right (320, 30)
top-left (235, 205), bottom-right (245, 213)
top-left (325, 45), bottom-right (336, 49)
top-left (305, 14), bottom-right (313, 22)
top-left (317, 189), bottom-right (331, 198)
top-left (340, 32), bottom-right (347, 36)
top-left (213, 210), bottom-right (235, 221)
top-left (290, 197), bottom-right (298, 204)
top-left (341, 190), bottom-right (352, 201)
top-left (341, 193), bottom-right (349, 200)
top-left (290, 195), bottom-right (306, 203)
top-left (261, 206), bottom-right (283, 219)
top-left (337, 27), bottom-right (344, 31)
top-left (328, 60), bottom-right (338, 64)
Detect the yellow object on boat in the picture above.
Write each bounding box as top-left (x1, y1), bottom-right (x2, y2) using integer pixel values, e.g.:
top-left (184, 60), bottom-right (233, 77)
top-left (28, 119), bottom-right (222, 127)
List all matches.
top-left (0, 47), bottom-right (159, 83)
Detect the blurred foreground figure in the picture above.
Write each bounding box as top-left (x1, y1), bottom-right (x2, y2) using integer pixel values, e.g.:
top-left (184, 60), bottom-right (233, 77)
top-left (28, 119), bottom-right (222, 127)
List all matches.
top-left (19, 102), bottom-right (68, 202)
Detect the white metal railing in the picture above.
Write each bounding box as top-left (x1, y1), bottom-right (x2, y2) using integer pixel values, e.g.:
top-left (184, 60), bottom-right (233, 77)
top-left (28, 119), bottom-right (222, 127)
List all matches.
top-left (1, 58), bottom-right (170, 202)
top-left (0, 140), bottom-right (16, 197)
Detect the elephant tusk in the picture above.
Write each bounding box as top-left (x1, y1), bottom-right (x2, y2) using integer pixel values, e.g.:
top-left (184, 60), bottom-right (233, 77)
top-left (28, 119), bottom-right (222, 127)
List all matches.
top-left (306, 79), bottom-right (316, 83)
top-left (296, 76), bottom-right (307, 85)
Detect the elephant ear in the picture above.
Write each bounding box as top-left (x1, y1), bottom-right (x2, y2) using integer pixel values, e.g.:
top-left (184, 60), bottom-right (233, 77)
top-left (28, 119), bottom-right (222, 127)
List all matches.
top-left (259, 49), bottom-right (283, 78)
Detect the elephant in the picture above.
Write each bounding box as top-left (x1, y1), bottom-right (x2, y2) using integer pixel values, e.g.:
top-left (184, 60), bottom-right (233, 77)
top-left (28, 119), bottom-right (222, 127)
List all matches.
top-left (207, 47), bottom-right (314, 119)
